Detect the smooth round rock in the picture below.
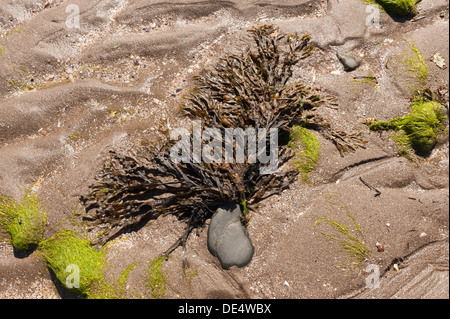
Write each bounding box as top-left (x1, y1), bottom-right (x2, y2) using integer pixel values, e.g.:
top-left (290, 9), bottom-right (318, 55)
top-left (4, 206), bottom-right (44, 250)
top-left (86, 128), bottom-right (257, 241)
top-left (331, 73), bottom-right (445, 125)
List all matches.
top-left (336, 52), bottom-right (361, 71)
top-left (207, 205), bottom-right (240, 255)
top-left (207, 204), bottom-right (254, 269)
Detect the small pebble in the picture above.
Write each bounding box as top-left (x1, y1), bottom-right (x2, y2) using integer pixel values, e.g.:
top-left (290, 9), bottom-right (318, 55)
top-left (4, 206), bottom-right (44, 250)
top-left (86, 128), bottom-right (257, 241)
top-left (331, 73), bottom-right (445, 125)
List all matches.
top-left (376, 242), bottom-right (384, 252)
top-left (336, 52), bottom-right (361, 72)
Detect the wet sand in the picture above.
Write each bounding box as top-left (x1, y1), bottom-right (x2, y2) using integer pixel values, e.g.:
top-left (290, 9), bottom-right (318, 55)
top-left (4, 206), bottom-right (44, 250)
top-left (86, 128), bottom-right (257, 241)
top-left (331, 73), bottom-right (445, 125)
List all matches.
top-left (0, 0), bottom-right (448, 299)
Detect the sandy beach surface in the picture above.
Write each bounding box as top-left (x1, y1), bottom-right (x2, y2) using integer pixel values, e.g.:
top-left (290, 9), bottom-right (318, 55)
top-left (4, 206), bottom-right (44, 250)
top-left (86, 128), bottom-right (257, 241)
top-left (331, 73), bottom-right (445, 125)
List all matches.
top-left (0, 0), bottom-right (448, 299)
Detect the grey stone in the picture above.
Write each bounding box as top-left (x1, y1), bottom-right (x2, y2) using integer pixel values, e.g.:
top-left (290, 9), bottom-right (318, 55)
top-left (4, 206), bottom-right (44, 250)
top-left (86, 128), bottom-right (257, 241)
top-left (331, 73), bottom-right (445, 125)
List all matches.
top-left (207, 204), bottom-right (240, 255)
top-left (207, 204), bottom-right (254, 269)
top-left (337, 52), bottom-right (361, 71)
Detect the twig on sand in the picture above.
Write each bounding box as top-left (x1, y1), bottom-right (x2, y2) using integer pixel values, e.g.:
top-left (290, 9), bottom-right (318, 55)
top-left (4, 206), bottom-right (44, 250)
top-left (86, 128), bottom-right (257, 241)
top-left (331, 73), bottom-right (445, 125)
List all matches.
top-left (359, 177), bottom-right (381, 197)
top-left (411, 15), bottom-right (426, 22)
top-left (353, 75), bottom-right (377, 80)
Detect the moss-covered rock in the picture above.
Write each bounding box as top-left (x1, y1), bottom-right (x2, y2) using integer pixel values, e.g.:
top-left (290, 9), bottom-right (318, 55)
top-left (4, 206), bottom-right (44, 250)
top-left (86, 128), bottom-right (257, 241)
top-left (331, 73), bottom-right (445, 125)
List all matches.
top-left (380, 0), bottom-right (420, 15)
top-left (39, 229), bottom-right (106, 297)
top-left (0, 190), bottom-right (47, 251)
top-left (367, 100), bottom-right (447, 155)
top-left (365, 0), bottom-right (421, 16)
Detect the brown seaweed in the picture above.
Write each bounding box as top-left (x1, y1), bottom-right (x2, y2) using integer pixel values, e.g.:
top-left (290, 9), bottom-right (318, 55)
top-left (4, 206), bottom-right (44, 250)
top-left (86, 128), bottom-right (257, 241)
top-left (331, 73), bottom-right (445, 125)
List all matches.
top-left (80, 141), bottom-right (297, 254)
top-left (182, 25), bottom-right (366, 152)
top-left (80, 25), bottom-right (366, 255)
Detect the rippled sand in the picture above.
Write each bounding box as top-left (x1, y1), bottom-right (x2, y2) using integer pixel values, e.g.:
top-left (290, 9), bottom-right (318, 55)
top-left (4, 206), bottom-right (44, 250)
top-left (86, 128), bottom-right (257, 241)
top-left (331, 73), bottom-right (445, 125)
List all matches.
top-left (0, 0), bottom-right (448, 299)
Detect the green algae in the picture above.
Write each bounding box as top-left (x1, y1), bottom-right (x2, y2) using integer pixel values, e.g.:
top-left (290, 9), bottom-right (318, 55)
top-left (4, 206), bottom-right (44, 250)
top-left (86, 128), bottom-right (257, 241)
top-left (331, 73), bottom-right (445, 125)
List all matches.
top-left (288, 126), bottom-right (321, 182)
top-left (88, 262), bottom-right (139, 299)
top-left (314, 193), bottom-right (371, 270)
top-left (401, 40), bottom-right (429, 91)
top-left (363, 0), bottom-right (421, 16)
top-left (0, 189), bottom-right (47, 251)
top-left (39, 229), bottom-right (106, 297)
top-left (147, 256), bottom-right (167, 299)
top-left (367, 100), bottom-right (447, 155)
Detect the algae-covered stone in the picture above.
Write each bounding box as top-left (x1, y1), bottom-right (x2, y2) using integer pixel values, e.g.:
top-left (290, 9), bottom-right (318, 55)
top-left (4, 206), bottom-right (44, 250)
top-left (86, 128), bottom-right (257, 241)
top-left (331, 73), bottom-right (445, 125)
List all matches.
top-left (207, 204), bottom-right (254, 269)
top-left (39, 229), bottom-right (106, 297)
top-left (371, 0), bottom-right (421, 16)
top-left (367, 100), bottom-right (447, 155)
top-left (0, 190), bottom-right (47, 251)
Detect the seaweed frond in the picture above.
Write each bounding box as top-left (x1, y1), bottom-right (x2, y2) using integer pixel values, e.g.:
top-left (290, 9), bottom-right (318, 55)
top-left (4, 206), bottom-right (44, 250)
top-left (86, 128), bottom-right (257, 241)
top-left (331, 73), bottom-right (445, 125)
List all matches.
top-left (402, 40), bottom-right (428, 90)
top-left (80, 25), bottom-right (367, 257)
top-left (314, 193), bottom-right (371, 270)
